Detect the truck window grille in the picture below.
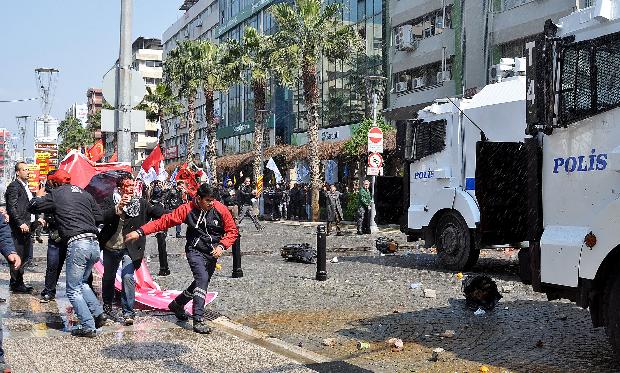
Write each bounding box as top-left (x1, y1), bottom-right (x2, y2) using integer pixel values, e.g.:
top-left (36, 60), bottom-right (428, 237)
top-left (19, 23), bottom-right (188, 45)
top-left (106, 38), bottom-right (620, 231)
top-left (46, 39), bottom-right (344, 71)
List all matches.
top-left (413, 120), bottom-right (446, 160)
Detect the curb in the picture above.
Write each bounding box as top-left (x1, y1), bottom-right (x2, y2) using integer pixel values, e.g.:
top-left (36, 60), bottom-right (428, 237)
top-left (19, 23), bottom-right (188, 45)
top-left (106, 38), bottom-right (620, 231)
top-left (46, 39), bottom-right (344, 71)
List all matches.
top-left (211, 316), bottom-right (331, 365)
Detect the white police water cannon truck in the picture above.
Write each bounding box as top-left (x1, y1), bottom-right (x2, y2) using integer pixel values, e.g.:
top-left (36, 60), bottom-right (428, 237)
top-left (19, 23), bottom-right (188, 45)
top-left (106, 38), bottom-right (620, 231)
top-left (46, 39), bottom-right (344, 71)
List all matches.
top-left (401, 65), bottom-right (528, 271)
top-left (474, 0), bottom-right (620, 359)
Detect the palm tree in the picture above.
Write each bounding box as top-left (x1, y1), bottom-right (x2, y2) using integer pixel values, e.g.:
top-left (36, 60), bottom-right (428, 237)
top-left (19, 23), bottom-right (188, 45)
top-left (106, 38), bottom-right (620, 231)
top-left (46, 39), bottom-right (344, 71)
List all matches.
top-left (163, 40), bottom-right (203, 163)
top-left (197, 40), bottom-right (242, 185)
top-left (139, 83), bottom-right (181, 144)
top-left (236, 27), bottom-right (298, 183)
top-left (271, 0), bottom-right (362, 221)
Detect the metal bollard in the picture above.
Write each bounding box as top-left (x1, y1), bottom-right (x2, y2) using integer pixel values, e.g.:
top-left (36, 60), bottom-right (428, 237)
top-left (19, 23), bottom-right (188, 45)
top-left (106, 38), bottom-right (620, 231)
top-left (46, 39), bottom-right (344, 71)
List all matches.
top-left (316, 225), bottom-right (327, 281)
top-left (232, 235), bottom-right (243, 278)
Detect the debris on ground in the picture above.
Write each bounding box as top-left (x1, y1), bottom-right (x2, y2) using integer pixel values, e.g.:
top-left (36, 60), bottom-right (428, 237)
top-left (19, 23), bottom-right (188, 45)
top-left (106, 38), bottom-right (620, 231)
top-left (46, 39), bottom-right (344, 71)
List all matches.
top-left (423, 289), bottom-right (437, 298)
top-left (501, 285), bottom-right (513, 293)
top-left (322, 338), bottom-right (336, 347)
top-left (215, 263), bottom-right (222, 270)
top-left (297, 342), bottom-right (303, 348)
top-left (480, 365), bottom-right (490, 373)
top-left (430, 348), bottom-right (444, 362)
top-left (536, 340), bottom-right (544, 348)
top-left (462, 275), bottom-right (503, 311)
top-left (474, 308), bottom-right (486, 316)
top-left (357, 341), bottom-right (370, 350)
top-left (280, 243), bottom-right (316, 264)
top-left (386, 338), bottom-right (404, 352)
top-left (410, 282), bottom-right (422, 289)
top-left (330, 257), bottom-right (339, 263)
top-left (456, 272), bottom-right (464, 280)
top-left (440, 330), bottom-right (456, 338)
top-left (376, 236), bottom-right (398, 254)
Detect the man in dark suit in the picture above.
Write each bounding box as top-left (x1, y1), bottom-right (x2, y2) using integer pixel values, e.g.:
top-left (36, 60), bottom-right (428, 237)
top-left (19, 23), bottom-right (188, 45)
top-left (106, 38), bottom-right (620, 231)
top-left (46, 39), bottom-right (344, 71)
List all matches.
top-left (5, 162), bottom-right (39, 293)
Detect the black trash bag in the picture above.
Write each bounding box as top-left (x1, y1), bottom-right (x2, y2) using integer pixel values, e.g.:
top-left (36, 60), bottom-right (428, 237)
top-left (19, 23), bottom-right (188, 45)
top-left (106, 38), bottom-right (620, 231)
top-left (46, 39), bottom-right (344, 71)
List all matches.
top-left (376, 236), bottom-right (398, 254)
top-left (280, 243), bottom-right (316, 264)
top-left (85, 170), bottom-right (133, 204)
top-left (462, 275), bottom-right (503, 311)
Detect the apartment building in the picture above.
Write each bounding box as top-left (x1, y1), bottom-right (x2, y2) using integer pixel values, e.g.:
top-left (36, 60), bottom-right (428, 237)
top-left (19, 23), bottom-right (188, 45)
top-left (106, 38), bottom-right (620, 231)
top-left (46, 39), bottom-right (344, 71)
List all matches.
top-left (385, 0), bottom-right (586, 121)
top-left (86, 88), bottom-right (103, 115)
top-left (162, 0), bottom-right (220, 164)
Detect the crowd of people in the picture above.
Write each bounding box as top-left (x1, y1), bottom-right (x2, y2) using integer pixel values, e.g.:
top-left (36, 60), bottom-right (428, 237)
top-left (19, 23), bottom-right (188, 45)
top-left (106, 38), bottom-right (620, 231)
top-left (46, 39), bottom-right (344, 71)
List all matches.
top-left (0, 162), bottom-right (374, 370)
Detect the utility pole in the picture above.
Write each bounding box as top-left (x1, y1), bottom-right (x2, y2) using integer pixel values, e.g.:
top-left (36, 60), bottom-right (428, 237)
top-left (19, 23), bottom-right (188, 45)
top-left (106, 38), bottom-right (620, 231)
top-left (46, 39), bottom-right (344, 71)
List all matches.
top-left (16, 116), bottom-right (30, 161)
top-left (117, 0), bottom-right (133, 163)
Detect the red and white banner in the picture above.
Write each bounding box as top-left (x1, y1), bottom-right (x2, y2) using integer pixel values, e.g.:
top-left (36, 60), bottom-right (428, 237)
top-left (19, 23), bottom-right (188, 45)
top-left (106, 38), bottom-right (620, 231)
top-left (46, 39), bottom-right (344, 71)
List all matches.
top-left (58, 150), bottom-right (132, 188)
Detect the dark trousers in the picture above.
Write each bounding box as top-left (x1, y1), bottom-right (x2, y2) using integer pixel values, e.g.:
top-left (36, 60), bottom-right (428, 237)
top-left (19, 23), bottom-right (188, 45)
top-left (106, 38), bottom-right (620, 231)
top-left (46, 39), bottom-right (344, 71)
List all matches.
top-left (238, 204), bottom-right (261, 229)
top-left (43, 240), bottom-right (67, 296)
top-left (10, 231), bottom-right (32, 287)
top-left (356, 206), bottom-right (371, 234)
top-left (156, 231), bottom-right (169, 271)
top-left (102, 249), bottom-right (140, 316)
top-left (173, 247), bottom-right (217, 320)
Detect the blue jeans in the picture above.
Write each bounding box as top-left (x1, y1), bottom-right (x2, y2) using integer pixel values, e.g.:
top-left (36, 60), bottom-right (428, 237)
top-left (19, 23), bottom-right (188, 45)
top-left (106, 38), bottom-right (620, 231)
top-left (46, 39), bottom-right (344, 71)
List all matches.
top-left (102, 249), bottom-right (137, 316)
top-left (66, 237), bottom-right (103, 331)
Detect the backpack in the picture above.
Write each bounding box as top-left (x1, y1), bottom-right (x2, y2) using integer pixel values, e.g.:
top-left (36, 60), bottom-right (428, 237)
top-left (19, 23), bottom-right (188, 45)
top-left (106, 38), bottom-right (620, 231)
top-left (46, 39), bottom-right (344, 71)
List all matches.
top-left (376, 236), bottom-right (398, 254)
top-left (462, 275), bottom-right (503, 311)
top-left (280, 243), bottom-right (317, 264)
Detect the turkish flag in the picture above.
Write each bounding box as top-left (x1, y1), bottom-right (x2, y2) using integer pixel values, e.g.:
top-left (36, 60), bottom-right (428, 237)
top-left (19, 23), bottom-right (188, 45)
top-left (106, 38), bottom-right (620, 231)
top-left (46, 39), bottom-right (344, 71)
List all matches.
top-left (58, 150), bottom-right (132, 188)
top-left (141, 144), bottom-right (163, 174)
top-left (87, 139), bottom-right (105, 162)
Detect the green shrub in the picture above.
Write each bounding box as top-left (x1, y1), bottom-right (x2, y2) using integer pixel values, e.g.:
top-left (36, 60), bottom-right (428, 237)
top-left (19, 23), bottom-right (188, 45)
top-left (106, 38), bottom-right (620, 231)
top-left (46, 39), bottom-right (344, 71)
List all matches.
top-left (344, 192), bottom-right (360, 221)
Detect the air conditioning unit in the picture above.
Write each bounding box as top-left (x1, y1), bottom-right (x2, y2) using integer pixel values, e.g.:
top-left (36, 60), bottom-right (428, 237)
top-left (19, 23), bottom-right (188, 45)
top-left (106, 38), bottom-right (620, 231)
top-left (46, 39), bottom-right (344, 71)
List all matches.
top-left (437, 71), bottom-right (451, 82)
top-left (396, 82), bottom-right (408, 93)
top-left (412, 77), bottom-right (425, 89)
top-left (489, 58), bottom-right (515, 83)
top-left (513, 57), bottom-right (527, 75)
top-left (395, 25), bottom-right (417, 51)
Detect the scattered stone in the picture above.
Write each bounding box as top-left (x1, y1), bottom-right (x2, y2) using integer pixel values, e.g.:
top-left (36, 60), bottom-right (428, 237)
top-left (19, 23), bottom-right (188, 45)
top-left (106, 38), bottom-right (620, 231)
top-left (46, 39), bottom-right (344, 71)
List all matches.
top-left (423, 289), bottom-right (437, 298)
top-left (322, 338), bottom-right (336, 347)
top-left (536, 340), bottom-right (544, 348)
top-left (440, 330), bottom-right (456, 338)
top-left (501, 285), bottom-right (513, 293)
top-left (430, 347), bottom-right (444, 362)
top-left (410, 282), bottom-right (422, 289)
top-left (474, 308), bottom-right (486, 316)
top-left (298, 342), bottom-right (303, 348)
top-left (357, 341), bottom-right (370, 350)
top-left (386, 338), bottom-right (404, 352)
top-left (330, 257), bottom-right (339, 263)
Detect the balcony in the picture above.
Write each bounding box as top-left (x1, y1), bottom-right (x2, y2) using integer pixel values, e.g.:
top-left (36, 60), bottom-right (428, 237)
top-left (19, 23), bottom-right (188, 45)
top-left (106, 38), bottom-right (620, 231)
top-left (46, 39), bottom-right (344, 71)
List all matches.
top-left (392, 29), bottom-right (455, 74)
top-left (391, 0), bottom-right (451, 27)
top-left (387, 80), bottom-right (456, 120)
top-left (492, 0), bottom-right (575, 44)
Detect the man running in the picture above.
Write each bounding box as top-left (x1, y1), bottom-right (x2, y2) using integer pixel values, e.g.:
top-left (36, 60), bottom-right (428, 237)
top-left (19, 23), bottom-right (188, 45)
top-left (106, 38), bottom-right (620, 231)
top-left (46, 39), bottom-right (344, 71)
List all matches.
top-left (124, 183), bottom-right (238, 334)
top-left (237, 177), bottom-right (263, 230)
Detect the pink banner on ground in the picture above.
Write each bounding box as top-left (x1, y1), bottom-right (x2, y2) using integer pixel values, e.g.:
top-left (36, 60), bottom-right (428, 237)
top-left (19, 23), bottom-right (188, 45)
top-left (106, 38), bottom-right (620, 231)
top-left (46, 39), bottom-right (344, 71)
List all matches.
top-left (93, 258), bottom-right (217, 314)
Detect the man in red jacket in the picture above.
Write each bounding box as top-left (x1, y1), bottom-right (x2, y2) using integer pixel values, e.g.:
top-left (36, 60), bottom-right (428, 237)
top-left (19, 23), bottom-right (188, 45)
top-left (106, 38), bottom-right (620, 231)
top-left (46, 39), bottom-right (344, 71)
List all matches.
top-left (125, 183), bottom-right (238, 334)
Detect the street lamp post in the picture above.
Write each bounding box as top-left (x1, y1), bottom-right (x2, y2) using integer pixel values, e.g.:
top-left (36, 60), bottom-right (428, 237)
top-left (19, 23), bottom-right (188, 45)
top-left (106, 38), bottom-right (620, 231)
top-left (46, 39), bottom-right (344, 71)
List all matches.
top-left (365, 76), bottom-right (387, 234)
top-left (117, 0), bottom-right (133, 163)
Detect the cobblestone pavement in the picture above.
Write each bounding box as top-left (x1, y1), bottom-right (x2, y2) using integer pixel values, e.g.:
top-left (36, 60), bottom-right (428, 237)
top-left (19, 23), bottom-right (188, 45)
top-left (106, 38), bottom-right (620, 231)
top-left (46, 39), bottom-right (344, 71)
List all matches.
top-left (10, 220), bottom-right (620, 372)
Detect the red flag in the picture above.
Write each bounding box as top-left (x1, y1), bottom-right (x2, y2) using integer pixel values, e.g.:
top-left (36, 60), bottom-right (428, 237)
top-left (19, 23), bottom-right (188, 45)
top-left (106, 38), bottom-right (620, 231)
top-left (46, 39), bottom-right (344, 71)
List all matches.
top-left (141, 144), bottom-right (163, 173)
top-left (109, 152), bottom-right (118, 162)
top-left (87, 140), bottom-right (105, 162)
top-left (58, 151), bottom-right (132, 188)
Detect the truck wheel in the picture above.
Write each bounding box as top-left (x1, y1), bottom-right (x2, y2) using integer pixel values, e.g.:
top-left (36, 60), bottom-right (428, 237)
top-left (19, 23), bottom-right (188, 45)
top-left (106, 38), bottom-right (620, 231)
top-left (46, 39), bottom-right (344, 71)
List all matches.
top-left (606, 274), bottom-right (620, 361)
top-left (434, 211), bottom-right (479, 271)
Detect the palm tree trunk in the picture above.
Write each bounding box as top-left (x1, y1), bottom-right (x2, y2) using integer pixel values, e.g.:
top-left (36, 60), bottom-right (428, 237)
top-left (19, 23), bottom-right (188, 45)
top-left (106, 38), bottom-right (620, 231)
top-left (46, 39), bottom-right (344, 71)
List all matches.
top-left (186, 96), bottom-right (197, 164)
top-left (252, 79), bottom-right (266, 185)
top-left (303, 61), bottom-right (321, 222)
top-left (204, 88), bottom-right (218, 185)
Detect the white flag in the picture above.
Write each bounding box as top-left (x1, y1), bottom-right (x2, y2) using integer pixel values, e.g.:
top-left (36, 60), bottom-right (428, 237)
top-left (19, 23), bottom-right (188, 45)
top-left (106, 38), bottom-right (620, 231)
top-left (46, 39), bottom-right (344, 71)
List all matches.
top-left (266, 157), bottom-right (283, 183)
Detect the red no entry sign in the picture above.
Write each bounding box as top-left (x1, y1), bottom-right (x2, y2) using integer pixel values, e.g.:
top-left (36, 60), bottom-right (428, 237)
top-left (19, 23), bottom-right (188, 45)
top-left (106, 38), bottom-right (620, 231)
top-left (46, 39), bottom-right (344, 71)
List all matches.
top-left (368, 127), bottom-right (383, 144)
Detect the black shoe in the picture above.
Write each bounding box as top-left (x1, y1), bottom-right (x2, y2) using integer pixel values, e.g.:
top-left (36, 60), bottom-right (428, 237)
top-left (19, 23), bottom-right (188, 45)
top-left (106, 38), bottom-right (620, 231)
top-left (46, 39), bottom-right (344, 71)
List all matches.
top-left (0, 297), bottom-right (6, 303)
top-left (168, 300), bottom-right (189, 321)
top-left (158, 268), bottom-right (171, 276)
top-left (103, 303), bottom-right (114, 318)
top-left (71, 328), bottom-right (96, 338)
top-left (356, 231), bottom-right (363, 235)
top-left (175, 234), bottom-right (183, 238)
top-left (10, 285), bottom-right (32, 294)
top-left (35, 237), bottom-right (43, 243)
top-left (193, 319), bottom-right (212, 334)
top-left (95, 312), bottom-right (108, 329)
top-left (123, 314), bottom-right (135, 326)
top-left (40, 293), bottom-right (55, 303)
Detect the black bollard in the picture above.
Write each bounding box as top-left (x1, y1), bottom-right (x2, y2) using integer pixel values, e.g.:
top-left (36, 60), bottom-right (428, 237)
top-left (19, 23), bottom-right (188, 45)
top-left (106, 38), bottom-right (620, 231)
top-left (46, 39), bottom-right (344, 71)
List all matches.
top-left (316, 225), bottom-right (327, 281)
top-left (232, 235), bottom-right (243, 278)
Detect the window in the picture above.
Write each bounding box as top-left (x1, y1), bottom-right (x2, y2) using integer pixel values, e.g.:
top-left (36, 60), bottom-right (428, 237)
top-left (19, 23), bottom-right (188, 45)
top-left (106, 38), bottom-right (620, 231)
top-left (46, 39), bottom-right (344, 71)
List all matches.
top-left (412, 120), bottom-right (447, 160)
top-left (145, 60), bottom-right (162, 68)
top-left (558, 33), bottom-right (620, 125)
